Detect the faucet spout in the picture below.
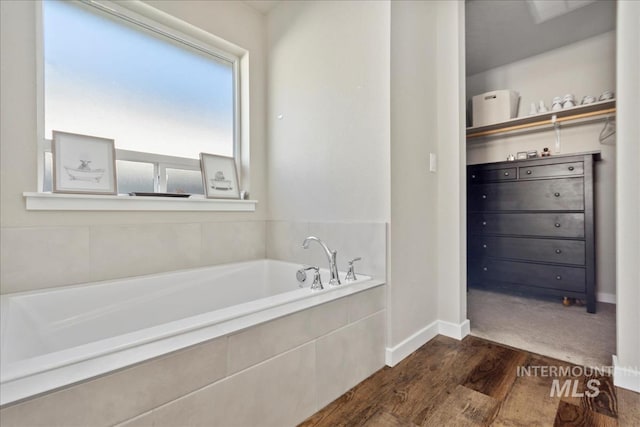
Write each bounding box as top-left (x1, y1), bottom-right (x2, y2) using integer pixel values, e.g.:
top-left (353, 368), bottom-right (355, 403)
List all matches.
top-left (302, 236), bottom-right (332, 261)
top-left (302, 236), bottom-right (341, 286)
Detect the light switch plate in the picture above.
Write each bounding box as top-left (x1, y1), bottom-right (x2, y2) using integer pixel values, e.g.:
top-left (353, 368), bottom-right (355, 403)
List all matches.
top-left (429, 153), bottom-right (437, 172)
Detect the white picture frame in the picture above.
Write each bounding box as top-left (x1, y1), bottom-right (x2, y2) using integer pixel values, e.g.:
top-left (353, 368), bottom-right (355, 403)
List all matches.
top-left (52, 131), bottom-right (117, 195)
top-left (200, 153), bottom-right (240, 199)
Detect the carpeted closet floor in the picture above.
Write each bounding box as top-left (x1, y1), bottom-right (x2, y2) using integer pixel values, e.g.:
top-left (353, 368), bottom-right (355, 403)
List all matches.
top-left (467, 288), bottom-right (616, 368)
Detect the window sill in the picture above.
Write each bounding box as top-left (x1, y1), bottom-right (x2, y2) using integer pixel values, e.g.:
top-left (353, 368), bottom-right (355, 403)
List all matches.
top-left (23, 192), bottom-right (257, 212)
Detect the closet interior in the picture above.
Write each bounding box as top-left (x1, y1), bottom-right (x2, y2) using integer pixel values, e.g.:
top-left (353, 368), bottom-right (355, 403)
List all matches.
top-left (464, 0), bottom-right (617, 367)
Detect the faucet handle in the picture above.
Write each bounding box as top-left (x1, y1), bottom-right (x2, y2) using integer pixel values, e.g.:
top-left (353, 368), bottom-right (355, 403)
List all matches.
top-left (345, 258), bottom-right (361, 282)
top-left (297, 265), bottom-right (323, 291)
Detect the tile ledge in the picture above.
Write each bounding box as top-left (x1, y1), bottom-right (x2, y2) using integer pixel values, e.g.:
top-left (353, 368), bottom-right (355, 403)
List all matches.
top-left (23, 192), bottom-right (257, 212)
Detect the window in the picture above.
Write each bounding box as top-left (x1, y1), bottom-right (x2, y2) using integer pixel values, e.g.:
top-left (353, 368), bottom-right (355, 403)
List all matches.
top-left (39, 0), bottom-right (240, 195)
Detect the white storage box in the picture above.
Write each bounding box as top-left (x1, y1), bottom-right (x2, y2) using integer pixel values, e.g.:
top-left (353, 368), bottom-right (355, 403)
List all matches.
top-left (472, 90), bottom-right (520, 127)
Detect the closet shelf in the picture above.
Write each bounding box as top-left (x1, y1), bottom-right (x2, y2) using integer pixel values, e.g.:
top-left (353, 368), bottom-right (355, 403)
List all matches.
top-left (466, 99), bottom-right (616, 139)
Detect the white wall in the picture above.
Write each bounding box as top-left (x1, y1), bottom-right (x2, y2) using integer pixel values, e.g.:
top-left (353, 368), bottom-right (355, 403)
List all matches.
top-left (387, 0), bottom-right (468, 354)
top-left (466, 32), bottom-right (617, 300)
top-left (436, 0), bottom-right (467, 326)
top-left (266, 0), bottom-right (390, 223)
top-left (0, 0), bottom-right (268, 293)
top-left (615, 0), bottom-right (640, 392)
top-left (388, 0), bottom-right (440, 348)
top-left (266, 0), bottom-right (471, 356)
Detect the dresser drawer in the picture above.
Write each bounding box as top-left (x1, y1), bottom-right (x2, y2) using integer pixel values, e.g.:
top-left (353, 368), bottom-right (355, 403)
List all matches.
top-left (519, 162), bottom-right (584, 179)
top-left (469, 177), bottom-right (584, 211)
top-left (469, 167), bottom-right (517, 182)
top-left (469, 213), bottom-right (585, 238)
top-left (468, 259), bottom-right (586, 293)
top-left (469, 236), bottom-right (586, 265)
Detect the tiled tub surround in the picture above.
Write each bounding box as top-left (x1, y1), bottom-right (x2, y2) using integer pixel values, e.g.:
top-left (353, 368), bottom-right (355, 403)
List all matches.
top-left (0, 221), bottom-right (267, 294)
top-left (0, 263), bottom-right (385, 426)
top-left (267, 221), bottom-right (387, 281)
top-left (0, 221), bottom-right (387, 295)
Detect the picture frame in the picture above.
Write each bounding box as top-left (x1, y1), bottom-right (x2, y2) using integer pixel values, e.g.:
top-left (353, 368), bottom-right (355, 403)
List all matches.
top-left (200, 153), bottom-right (240, 199)
top-left (52, 131), bottom-right (117, 195)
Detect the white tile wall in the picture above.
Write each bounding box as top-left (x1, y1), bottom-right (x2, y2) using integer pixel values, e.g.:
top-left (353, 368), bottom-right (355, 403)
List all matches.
top-left (201, 221), bottom-right (266, 265)
top-left (0, 227), bottom-right (92, 294)
top-left (265, 220), bottom-right (311, 264)
top-left (0, 337), bottom-right (228, 427)
top-left (1, 220), bottom-right (385, 294)
top-left (315, 311), bottom-right (386, 408)
top-left (348, 284), bottom-right (386, 323)
top-left (308, 222), bottom-right (387, 279)
top-left (227, 298), bottom-right (349, 374)
top-left (90, 223), bottom-right (202, 282)
top-left (0, 221), bottom-right (268, 294)
top-left (266, 221), bottom-right (387, 280)
top-left (122, 343), bottom-right (317, 427)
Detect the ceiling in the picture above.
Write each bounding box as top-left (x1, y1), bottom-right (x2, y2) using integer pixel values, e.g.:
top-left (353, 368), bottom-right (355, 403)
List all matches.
top-left (243, 0), bottom-right (615, 76)
top-left (243, 0), bottom-right (281, 14)
top-left (466, 0), bottom-right (616, 76)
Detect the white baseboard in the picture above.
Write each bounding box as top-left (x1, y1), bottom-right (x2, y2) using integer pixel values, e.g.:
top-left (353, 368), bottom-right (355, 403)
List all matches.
top-left (597, 292), bottom-right (616, 304)
top-left (439, 319), bottom-right (470, 340)
top-left (612, 355), bottom-right (640, 393)
top-left (385, 319), bottom-right (470, 367)
top-left (385, 320), bottom-right (439, 367)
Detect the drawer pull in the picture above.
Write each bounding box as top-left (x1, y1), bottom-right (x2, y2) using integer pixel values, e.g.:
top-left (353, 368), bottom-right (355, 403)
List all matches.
top-left (471, 174), bottom-right (476, 179)
top-left (482, 244), bottom-right (487, 249)
top-left (555, 249), bottom-right (562, 254)
top-left (482, 194), bottom-right (487, 199)
top-left (555, 223), bottom-right (561, 228)
top-left (556, 275), bottom-right (562, 280)
top-left (483, 267), bottom-right (488, 272)
top-left (568, 166), bottom-right (575, 171)
top-left (526, 170), bottom-right (532, 175)
top-left (504, 171), bottom-right (510, 176)
top-left (482, 221), bottom-right (487, 226)
top-left (554, 192), bottom-right (560, 197)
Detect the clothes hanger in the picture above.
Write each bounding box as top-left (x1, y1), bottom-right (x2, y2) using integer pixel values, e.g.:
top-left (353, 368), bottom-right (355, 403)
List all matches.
top-left (599, 116), bottom-right (616, 144)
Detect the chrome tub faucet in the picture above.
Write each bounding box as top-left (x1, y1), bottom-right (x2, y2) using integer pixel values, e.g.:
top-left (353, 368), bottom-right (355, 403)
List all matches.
top-left (302, 236), bottom-right (341, 286)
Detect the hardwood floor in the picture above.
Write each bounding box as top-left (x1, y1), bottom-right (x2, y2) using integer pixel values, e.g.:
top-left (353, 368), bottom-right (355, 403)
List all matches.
top-left (300, 335), bottom-right (640, 427)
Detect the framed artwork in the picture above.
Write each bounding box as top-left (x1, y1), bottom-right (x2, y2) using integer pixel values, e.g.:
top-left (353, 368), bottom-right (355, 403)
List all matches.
top-left (200, 153), bottom-right (240, 199)
top-left (52, 131), bottom-right (117, 194)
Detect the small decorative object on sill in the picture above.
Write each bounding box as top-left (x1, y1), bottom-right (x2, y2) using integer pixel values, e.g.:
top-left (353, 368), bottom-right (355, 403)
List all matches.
top-left (507, 154), bottom-right (515, 161)
top-left (200, 153), bottom-right (240, 199)
top-left (128, 192), bottom-right (191, 198)
top-left (541, 147), bottom-right (551, 157)
top-left (240, 190), bottom-right (249, 200)
top-left (517, 151), bottom-right (528, 160)
top-left (52, 131), bottom-right (117, 195)
top-left (527, 150), bottom-right (538, 159)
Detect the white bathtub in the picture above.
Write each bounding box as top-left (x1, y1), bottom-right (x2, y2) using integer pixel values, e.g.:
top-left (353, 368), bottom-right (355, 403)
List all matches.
top-left (0, 259), bottom-right (381, 406)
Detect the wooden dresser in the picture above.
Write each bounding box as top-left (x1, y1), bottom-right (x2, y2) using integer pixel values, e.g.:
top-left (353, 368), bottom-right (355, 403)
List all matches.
top-left (467, 152), bottom-right (600, 313)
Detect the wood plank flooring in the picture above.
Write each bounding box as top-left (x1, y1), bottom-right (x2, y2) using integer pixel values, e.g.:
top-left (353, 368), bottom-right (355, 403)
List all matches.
top-left (300, 335), bottom-right (640, 427)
